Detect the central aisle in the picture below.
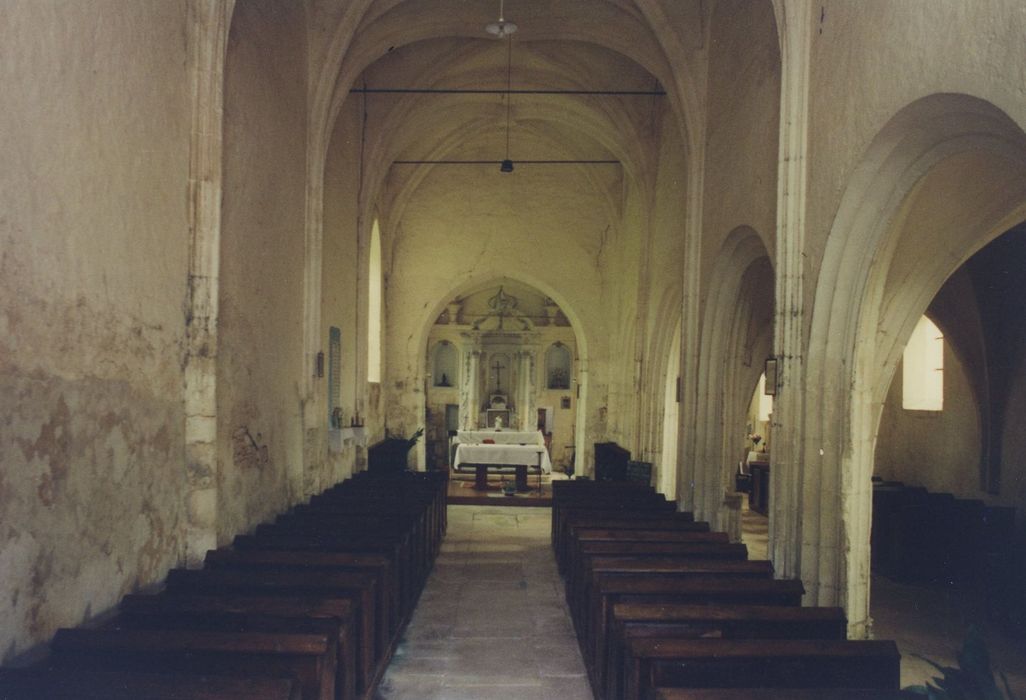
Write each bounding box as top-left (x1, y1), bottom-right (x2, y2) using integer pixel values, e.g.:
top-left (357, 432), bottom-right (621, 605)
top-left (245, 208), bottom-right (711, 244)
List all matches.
top-left (374, 505), bottom-right (592, 700)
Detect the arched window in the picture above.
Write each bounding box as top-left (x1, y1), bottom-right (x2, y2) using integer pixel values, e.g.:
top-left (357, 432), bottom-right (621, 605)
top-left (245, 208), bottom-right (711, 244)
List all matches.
top-left (756, 372), bottom-right (773, 422)
top-left (432, 341), bottom-right (458, 388)
top-left (546, 343), bottom-right (572, 389)
top-left (902, 315), bottom-right (943, 411)
top-left (367, 218), bottom-right (382, 383)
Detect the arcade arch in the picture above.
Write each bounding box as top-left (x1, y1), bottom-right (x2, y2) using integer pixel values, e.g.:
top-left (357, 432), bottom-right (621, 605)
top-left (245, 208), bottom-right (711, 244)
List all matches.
top-left (805, 93), bottom-right (1026, 634)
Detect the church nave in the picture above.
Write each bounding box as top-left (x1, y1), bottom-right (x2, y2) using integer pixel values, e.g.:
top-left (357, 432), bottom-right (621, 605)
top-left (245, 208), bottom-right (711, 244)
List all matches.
top-left (376, 506), bottom-right (591, 700)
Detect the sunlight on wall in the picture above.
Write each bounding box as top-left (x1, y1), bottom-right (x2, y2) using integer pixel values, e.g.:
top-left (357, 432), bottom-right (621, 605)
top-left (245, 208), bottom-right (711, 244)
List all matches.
top-left (368, 219), bottom-right (382, 383)
top-left (902, 315), bottom-right (943, 411)
top-left (757, 373), bottom-right (773, 422)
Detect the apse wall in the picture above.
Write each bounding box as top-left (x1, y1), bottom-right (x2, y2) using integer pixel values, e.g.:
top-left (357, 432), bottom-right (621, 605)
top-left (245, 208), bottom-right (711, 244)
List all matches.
top-left (216, 0), bottom-right (308, 542)
top-left (0, 2), bottom-right (192, 661)
top-left (382, 164), bottom-right (612, 469)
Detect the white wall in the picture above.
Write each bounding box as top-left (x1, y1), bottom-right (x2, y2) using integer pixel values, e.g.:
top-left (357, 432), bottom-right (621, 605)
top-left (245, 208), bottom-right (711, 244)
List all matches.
top-left (0, 0), bottom-right (192, 661)
top-left (216, 0), bottom-right (308, 541)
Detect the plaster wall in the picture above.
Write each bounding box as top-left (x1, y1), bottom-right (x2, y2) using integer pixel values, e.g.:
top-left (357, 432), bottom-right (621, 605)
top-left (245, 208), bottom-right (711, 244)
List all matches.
top-left (382, 164), bottom-right (614, 471)
top-left (804, 0), bottom-right (1026, 313)
top-left (216, 0), bottom-right (308, 541)
top-left (875, 346), bottom-right (983, 499)
top-left (603, 187), bottom-right (644, 449)
top-left (0, 1), bottom-right (191, 660)
top-left (321, 98), bottom-right (363, 486)
top-left (699, 0), bottom-right (779, 280)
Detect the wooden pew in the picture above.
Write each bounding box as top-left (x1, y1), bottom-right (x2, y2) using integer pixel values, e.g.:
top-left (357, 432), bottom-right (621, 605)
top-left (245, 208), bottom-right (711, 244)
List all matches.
top-left (578, 557), bottom-right (775, 655)
top-left (0, 667), bottom-right (301, 700)
top-left (557, 514), bottom-right (710, 573)
top-left (586, 576), bottom-right (805, 693)
top-left (604, 604), bottom-right (847, 700)
top-left (564, 526), bottom-right (728, 594)
top-left (622, 639), bottom-right (900, 700)
top-left (233, 531), bottom-right (416, 624)
top-left (652, 688), bottom-right (907, 699)
top-left (204, 548), bottom-right (398, 651)
top-left (164, 568), bottom-right (378, 696)
top-left (119, 592), bottom-right (358, 700)
top-left (270, 511), bottom-right (429, 595)
top-left (47, 627), bottom-right (336, 700)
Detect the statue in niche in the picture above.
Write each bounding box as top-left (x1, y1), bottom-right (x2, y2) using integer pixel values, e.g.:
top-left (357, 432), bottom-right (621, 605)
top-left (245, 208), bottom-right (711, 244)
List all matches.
top-left (439, 373), bottom-right (451, 387)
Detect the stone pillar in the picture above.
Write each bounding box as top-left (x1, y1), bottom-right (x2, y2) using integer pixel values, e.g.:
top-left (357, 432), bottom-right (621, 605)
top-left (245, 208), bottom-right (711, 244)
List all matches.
top-left (461, 348), bottom-right (480, 429)
top-left (770, 0), bottom-right (813, 585)
top-left (184, 0), bottom-right (233, 565)
top-left (517, 350), bottom-right (537, 431)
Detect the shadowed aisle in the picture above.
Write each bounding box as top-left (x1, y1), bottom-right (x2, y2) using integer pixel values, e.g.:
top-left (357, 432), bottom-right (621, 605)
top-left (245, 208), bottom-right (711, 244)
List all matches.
top-left (374, 505), bottom-right (592, 700)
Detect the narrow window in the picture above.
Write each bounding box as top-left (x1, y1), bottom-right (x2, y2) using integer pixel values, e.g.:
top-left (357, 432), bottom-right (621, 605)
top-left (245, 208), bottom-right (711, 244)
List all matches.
top-left (328, 326), bottom-right (341, 427)
top-left (902, 315), bottom-right (943, 411)
top-left (367, 219), bottom-right (382, 383)
top-left (757, 373), bottom-right (773, 422)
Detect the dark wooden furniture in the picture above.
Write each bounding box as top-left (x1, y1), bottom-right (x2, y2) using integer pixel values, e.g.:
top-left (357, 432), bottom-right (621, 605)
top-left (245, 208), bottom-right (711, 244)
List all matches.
top-left (595, 441), bottom-right (631, 481)
top-left (749, 459), bottom-right (770, 515)
top-left (0, 668), bottom-right (302, 700)
top-left (622, 638), bottom-right (900, 700)
top-left (48, 627), bottom-right (337, 700)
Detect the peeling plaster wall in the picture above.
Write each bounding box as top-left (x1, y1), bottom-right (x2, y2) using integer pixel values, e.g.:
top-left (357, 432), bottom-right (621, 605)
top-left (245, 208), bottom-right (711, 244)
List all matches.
top-left (216, 0), bottom-right (308, 542)
top-left (875, 347), bottom-right (983, 499)
top-left (0, 1), bottom-right (191, 660)
top-left (321, 98), bottom-right (363, 486)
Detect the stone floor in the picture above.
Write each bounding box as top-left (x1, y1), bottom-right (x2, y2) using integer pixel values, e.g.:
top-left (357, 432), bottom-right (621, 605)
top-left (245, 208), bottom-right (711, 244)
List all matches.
top-left (374, 505), bottom-right (592, 700)
top-left (377, 503), bottom-right (1025, 699)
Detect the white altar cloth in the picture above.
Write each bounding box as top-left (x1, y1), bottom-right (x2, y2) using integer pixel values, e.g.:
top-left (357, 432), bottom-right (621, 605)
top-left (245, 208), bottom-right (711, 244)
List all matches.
top-left (455, 429), bottom-right (545, 446)
top-left (453, 443), bottom-right (552, 473)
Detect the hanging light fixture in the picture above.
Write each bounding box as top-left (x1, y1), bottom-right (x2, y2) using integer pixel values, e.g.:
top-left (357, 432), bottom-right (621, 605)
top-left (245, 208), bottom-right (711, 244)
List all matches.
top-left (499, 32), bottom-right (514, 173)
top-left (485, 0), bottom-right (517, 39)
top-left (485, 1), bottom-right (517, 173)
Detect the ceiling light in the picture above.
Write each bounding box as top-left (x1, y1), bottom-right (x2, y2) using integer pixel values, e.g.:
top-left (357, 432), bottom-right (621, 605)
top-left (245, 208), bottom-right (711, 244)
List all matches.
top-left (485, 0), bottom-right (517, 38)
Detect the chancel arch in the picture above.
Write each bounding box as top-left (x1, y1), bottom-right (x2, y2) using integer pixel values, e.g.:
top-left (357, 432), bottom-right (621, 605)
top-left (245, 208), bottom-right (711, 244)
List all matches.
top-left (803, 93), bottom-right (1026, 635)
top-left (422, 280), bottom-right (581, 473)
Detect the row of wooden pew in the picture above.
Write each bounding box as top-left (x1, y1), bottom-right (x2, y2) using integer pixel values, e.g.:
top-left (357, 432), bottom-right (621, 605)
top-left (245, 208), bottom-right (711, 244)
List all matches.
top-left (0, 470), bottom-right (448, 700)
top-left (552, 480), bottom-right (903, 700)
top-left (872, 477), bottom-right (1017, 585)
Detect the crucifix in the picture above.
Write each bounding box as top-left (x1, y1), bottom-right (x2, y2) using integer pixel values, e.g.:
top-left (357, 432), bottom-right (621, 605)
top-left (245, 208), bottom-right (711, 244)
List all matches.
top-left (491, 356), bottom-right (507, 392)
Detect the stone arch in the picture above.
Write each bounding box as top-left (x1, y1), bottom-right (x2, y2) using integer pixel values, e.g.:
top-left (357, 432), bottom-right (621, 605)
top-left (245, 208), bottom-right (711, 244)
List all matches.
top-left (804, 93), bottom-right (1026, 635)
top-left (410, 273), bottom-right (591, 471)
top-left (690, 227), bottom-right (774, 533)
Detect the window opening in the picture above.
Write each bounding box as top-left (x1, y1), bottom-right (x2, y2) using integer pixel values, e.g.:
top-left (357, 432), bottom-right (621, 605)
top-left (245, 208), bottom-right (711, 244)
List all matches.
top-left (902, 315), bottom-right (943, 411)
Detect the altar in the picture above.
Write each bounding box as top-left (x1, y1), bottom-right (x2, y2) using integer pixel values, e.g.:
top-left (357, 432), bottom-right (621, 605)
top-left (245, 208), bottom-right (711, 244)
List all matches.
top-left (452, 429), bottom-right (552, 491)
